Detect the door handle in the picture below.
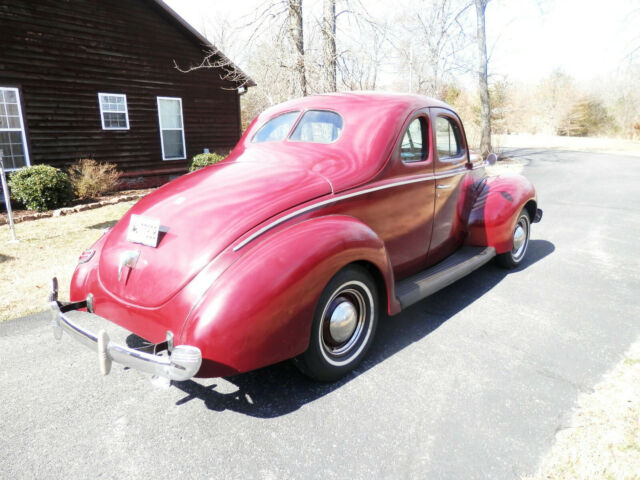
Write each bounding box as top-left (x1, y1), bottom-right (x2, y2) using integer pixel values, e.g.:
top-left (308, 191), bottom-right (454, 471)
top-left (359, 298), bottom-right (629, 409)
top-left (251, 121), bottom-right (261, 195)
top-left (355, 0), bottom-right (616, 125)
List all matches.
top-left (436, 184), bottom-right (452, 189)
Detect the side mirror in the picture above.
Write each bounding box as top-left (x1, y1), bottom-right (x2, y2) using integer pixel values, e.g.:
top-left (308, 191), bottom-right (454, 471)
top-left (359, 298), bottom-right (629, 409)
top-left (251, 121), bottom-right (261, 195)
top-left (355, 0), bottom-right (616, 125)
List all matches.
top-left (486, 152), bottom-right (498, 166)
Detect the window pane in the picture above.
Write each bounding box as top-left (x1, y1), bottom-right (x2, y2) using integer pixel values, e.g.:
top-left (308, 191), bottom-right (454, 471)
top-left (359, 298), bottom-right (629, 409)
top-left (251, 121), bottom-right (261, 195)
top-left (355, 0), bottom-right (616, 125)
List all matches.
top-left (4, 90), bottom-right (17, 103)
top-left (159, 99), bottom-right (182, 128)
top-left (436, 117), bottom-right (461, 158)
top-left (99, 94), bottom-right (128, 129)
top-left (6, 103), bottom-right (19, 116)
top-left (0, 131), bottom-right (27, 169)
top-left (400, 118), bottom-right (426, 162)
top-left (104, 112), bottom-right (127, 128)
top-left (253, 112), bottom-right (299, 143)
top-left (162, 130), bottom-right (184, 159)
top-left (8, 116), bottom-right (21, 129)
top-left (289, 110), bottom-right (343, 143)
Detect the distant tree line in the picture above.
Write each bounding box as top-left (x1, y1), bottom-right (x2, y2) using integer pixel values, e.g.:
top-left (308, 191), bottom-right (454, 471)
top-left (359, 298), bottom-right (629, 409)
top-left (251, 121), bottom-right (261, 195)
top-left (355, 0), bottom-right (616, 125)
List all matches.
top-left (182, 0), bottom-right (640, 147)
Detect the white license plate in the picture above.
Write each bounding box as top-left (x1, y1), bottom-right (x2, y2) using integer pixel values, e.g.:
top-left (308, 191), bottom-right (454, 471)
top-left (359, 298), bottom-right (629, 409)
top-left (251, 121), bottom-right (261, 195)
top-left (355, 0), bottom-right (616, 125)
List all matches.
top-left (126, 214), bottom-right (160, 247)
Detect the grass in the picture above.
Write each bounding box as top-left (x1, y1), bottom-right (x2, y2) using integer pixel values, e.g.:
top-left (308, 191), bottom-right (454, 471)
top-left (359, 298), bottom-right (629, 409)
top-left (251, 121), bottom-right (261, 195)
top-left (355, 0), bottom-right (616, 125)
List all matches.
top-left (525, 339), bottom-right (640, 480)
top-left (0, 201), bottom-right (137, 321)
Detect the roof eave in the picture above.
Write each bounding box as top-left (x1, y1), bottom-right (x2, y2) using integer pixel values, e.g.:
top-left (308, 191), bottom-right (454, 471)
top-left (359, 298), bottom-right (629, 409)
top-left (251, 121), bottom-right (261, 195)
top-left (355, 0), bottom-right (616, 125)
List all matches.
top-left (150, 0), bottom-right (256, 89)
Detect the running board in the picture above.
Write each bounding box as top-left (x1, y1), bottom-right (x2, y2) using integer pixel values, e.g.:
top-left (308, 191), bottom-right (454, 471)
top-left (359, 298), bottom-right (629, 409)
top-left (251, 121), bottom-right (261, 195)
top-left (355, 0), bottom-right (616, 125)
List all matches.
top-left (395, 246), bottom-right (496, 309)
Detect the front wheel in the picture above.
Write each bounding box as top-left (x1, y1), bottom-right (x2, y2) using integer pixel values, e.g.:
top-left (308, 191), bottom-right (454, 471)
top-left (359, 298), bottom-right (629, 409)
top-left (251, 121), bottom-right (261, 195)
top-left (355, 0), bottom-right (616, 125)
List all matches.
top-left (295, 266), bottom-right (378, 382)
top-left (496, 208), bottom-right (530, 269)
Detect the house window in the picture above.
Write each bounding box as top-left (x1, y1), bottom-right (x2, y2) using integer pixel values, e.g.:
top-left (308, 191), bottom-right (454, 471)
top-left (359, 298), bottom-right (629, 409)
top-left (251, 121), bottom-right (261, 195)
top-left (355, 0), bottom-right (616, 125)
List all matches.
top-left (0, 87), bottom-right (30, 170)
top-left (98, 93), bottom-right (129, 130)
top-left (157, 97), bottom-right (185, 160)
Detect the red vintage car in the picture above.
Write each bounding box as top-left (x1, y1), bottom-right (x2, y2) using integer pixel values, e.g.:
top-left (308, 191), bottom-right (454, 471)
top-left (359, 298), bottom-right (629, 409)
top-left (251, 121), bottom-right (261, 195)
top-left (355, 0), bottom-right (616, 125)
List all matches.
top-left (50, 92), bottom-right (542, 382)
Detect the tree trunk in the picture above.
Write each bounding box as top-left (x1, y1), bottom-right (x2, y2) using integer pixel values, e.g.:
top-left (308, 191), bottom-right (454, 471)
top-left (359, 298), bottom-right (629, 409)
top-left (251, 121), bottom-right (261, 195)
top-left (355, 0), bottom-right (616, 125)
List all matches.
top-left (321, 0), bottom-right (337, 92)
top-left (475, 0), bottom-right (492, 156)
top-left (288, 0), bottom-right (307, 96)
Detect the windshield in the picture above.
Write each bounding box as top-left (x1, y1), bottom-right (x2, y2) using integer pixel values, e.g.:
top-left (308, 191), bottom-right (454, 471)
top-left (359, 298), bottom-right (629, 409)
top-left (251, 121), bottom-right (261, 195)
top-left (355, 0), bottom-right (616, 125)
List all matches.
top-left (252, 111), bottom-right (299, 143)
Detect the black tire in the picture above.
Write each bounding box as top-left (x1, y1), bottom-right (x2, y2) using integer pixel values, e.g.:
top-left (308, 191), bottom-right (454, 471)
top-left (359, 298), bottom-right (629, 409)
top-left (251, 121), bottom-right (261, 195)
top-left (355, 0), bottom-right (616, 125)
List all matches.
top-left (496, 208), bottom-right (531, 269)
top-left (295, 265), bottom-right (379, 382)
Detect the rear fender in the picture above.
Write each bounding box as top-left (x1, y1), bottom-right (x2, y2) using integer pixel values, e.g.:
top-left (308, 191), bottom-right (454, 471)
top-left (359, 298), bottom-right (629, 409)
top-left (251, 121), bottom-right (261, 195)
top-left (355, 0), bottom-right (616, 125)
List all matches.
top-left (180, 215), bottom-right (395, 377)
top-left (466, 175), bottom-right (537, 254)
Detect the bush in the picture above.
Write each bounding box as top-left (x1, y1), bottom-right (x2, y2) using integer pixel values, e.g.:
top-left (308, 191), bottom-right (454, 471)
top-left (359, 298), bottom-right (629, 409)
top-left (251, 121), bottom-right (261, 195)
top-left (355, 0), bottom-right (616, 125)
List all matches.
top-left (68, 158), bottom-right (121, 199)
top-left (9, 165), bottom-right (74, 211)
top-left (189, 153), bottom-right (225, 172)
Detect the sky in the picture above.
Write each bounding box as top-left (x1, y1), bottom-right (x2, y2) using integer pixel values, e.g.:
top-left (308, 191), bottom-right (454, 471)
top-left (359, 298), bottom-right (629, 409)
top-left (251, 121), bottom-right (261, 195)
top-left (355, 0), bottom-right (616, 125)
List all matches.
top-left (164, 0), bottom-right (639, 83)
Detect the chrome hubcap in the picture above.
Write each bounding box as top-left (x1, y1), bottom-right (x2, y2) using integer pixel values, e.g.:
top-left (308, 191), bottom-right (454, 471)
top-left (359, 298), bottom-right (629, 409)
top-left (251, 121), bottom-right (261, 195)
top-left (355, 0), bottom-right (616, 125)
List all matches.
top-left (321, 288), bottom-right (367, 357)
top-left (512, 216), bottom-right (529, 260)
top-left (329, 301), bottom-right (358, 343)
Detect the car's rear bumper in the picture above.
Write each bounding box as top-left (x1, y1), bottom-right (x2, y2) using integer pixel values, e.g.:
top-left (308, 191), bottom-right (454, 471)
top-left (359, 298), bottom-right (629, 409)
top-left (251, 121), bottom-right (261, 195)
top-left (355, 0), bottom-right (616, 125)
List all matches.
top-left (49, 278), bottom-right (201, 381)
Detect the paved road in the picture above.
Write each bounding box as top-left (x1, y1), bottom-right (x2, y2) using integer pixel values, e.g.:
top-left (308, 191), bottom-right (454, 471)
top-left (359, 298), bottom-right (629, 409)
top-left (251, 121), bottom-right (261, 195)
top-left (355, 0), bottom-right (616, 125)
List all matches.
top-left (1, 149), bottom-right (639, 479)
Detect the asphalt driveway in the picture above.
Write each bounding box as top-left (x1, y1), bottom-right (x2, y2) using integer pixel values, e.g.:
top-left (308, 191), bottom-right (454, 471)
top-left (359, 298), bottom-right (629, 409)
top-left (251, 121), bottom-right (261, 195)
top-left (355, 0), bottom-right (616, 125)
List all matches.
top-left (1, 148), bottom-right (639, 479)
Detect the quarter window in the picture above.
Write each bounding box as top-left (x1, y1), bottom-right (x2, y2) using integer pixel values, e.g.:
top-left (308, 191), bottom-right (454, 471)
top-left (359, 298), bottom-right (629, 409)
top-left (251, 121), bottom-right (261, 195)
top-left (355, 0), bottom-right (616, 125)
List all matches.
top-left (98, 93), bottom-right (129, 130)
top-left (400, 118), bottom-right (427, 162)
top-left (289, 110), bottom-right (343, 143)
top-left (253, 111), bottom-right (299, 143)
top-left (435, 116), bottom-right (462, 159)
top-left (157, 97), bottom-right (186, 160)
top-left (0, 87), bottom-right (30, 170)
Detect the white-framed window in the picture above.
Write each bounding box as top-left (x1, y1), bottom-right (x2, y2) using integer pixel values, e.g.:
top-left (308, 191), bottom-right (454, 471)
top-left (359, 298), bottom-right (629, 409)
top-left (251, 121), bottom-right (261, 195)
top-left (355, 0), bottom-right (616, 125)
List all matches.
top-left (0, 87), bottom-right (30, 170)
top-left (157, 96), bottom-right (186, 160)
top-left (98, 93), bottom-right (130, 130)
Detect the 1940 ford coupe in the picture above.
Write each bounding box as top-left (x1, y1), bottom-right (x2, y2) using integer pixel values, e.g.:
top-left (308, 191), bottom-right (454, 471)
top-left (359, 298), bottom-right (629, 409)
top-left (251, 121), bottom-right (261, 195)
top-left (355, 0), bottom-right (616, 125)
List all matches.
top-left (50, 93), bottom-right (542, 382)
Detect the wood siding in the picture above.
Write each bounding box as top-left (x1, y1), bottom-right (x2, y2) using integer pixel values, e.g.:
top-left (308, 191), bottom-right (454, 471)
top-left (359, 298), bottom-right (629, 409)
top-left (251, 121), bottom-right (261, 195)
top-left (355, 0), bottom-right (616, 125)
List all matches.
top-left (0, 0), bottom-right (242, 182)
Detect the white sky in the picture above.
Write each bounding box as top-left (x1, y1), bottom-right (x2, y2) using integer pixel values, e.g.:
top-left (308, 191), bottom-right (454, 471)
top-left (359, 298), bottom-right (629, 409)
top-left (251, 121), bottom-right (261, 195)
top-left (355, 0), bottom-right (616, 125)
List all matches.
top-left (164, 0), bottom-right (639, 83)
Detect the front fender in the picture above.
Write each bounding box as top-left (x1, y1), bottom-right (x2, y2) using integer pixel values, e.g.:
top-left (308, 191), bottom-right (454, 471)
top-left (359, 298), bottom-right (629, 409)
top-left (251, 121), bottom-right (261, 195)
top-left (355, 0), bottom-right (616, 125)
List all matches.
top-left (180, 215), bottom-right (395, 377)
top-left (466, 174), bottom-right (537, 254)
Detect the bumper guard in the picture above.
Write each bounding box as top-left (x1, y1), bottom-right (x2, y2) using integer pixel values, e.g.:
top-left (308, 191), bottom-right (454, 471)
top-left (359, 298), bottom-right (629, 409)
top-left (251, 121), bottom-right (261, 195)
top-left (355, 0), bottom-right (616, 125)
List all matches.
top-left (49, 278), bottom-right (201, 381)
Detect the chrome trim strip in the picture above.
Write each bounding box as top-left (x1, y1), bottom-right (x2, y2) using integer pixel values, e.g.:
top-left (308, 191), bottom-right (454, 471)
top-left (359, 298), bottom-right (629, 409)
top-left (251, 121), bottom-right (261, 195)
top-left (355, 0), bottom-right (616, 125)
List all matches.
top-left (233, 162), bottom-right (486, 251)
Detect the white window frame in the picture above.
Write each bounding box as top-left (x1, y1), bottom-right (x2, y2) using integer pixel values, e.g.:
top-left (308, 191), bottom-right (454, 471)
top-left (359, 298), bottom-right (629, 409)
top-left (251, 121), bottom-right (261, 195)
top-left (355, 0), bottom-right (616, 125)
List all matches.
top-left (156, 96), bottom-right (186, 161)
top-left (0, 86), bottom-right (30, 171)
top-left (98, 93), bottom-right (130, 130)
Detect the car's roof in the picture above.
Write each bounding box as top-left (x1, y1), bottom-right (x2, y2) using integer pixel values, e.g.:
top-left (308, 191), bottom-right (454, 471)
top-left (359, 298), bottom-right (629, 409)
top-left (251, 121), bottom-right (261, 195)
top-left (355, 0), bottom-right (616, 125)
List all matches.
top-left (234, 92), bottom-right (458, 193)
top-left (260, 91), bottom-right (452, 117)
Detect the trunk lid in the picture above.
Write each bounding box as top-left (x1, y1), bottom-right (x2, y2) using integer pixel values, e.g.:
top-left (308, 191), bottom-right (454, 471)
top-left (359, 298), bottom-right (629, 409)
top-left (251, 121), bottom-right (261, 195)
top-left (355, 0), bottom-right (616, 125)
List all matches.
top-left (98, 162), bottom-right (332, 307)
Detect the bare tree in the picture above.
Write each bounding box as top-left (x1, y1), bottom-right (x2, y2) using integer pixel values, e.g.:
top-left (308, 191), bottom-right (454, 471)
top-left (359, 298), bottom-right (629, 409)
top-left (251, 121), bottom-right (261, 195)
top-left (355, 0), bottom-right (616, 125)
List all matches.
top-left (392, 0), bottom-right (470, 97)
top-left (321, 0), bottom-right (337, 92)
top-left (287, 0), bottom-right (307, 96)
top-left (475, 0), bottom-right (491, 155)
top-left (337, 17), bottom-right (388, 91)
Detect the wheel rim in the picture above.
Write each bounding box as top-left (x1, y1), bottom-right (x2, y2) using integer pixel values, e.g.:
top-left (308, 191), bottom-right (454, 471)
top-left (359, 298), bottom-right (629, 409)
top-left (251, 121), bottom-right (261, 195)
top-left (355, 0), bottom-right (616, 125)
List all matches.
top-left (511, 215), bottom-right (530, 261)
top-left (319, 281), bottom-right (373, 365)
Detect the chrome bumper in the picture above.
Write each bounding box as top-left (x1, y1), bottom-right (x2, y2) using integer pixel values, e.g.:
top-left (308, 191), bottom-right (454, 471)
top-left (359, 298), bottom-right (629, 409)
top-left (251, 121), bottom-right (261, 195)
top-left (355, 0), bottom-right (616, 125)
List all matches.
top-left (49, 278), bottom-right (201, 381)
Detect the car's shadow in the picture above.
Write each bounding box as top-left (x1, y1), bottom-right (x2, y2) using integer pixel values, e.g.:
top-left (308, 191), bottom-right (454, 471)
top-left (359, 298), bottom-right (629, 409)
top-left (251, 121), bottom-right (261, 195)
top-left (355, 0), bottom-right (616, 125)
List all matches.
top-left (172, 239), bottom-right (555, 418)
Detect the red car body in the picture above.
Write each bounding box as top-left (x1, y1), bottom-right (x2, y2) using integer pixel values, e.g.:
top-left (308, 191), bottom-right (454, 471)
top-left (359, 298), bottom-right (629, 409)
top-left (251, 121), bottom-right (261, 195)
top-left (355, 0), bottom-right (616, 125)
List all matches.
top-left (67, 93), bottom-right (540, 379)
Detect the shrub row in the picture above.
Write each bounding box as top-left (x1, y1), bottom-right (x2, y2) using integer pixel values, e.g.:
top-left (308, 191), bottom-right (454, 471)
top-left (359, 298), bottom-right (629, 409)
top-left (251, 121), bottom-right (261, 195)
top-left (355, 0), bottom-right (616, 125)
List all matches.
top-left (6, 152), bottom-right (227, 212)
top-left (188, 152), bottom-right (225, 171)
top-left (8, 159), bottom-right (121, 212)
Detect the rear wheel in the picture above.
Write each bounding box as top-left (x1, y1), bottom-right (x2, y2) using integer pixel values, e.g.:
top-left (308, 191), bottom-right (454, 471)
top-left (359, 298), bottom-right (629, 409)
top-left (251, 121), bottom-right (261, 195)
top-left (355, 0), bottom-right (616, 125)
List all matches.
top-left (496, 209), bottom-right (530, 269)
top-left (296, 266), bottom-right (378, 382)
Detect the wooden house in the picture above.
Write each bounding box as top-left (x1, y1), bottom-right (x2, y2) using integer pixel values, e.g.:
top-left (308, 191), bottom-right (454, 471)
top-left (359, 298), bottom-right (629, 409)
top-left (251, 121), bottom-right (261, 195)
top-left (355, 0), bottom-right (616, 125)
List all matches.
top-left (0, 0), bottom-right (254, 187)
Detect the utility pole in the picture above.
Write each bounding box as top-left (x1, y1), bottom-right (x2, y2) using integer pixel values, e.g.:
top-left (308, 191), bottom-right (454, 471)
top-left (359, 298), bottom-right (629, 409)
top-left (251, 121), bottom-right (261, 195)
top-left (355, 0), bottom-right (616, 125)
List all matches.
top-left (0, 150), bottom-right (18, 242)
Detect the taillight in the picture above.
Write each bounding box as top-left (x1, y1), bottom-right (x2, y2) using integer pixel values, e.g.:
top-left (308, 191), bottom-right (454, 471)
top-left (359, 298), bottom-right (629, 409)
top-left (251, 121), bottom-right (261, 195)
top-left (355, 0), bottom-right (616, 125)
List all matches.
top-left (78, 249), bottom-right (95, 264)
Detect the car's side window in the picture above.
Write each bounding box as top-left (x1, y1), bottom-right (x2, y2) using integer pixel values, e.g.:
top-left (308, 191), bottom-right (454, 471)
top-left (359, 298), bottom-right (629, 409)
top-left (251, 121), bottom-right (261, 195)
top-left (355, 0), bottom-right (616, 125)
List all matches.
top-left (400, 117), bottom-right (428, 163)
top-left (252, 111), bottom-right (300, 143)
top-left (435, 116), bottom-right (463, 159)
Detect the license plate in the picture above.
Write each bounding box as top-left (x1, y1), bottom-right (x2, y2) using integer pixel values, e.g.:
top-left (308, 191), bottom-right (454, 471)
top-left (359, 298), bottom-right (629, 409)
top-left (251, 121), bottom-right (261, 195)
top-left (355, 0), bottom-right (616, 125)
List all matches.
top-left (126, 214), bottom-right (160, 247)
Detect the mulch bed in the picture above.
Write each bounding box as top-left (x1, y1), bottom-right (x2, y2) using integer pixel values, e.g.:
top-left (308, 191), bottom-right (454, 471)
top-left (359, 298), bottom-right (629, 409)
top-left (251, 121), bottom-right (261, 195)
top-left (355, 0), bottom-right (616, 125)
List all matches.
top-left (0, 188), bottom-right (155, 226)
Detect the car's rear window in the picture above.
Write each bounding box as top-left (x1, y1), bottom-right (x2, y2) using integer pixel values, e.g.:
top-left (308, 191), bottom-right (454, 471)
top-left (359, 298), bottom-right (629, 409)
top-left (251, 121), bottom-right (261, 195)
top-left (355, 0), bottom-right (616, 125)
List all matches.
top-left (289, 110), bottom-right (343, 143)
top-left (252, 111), bottom-right (299, 143)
